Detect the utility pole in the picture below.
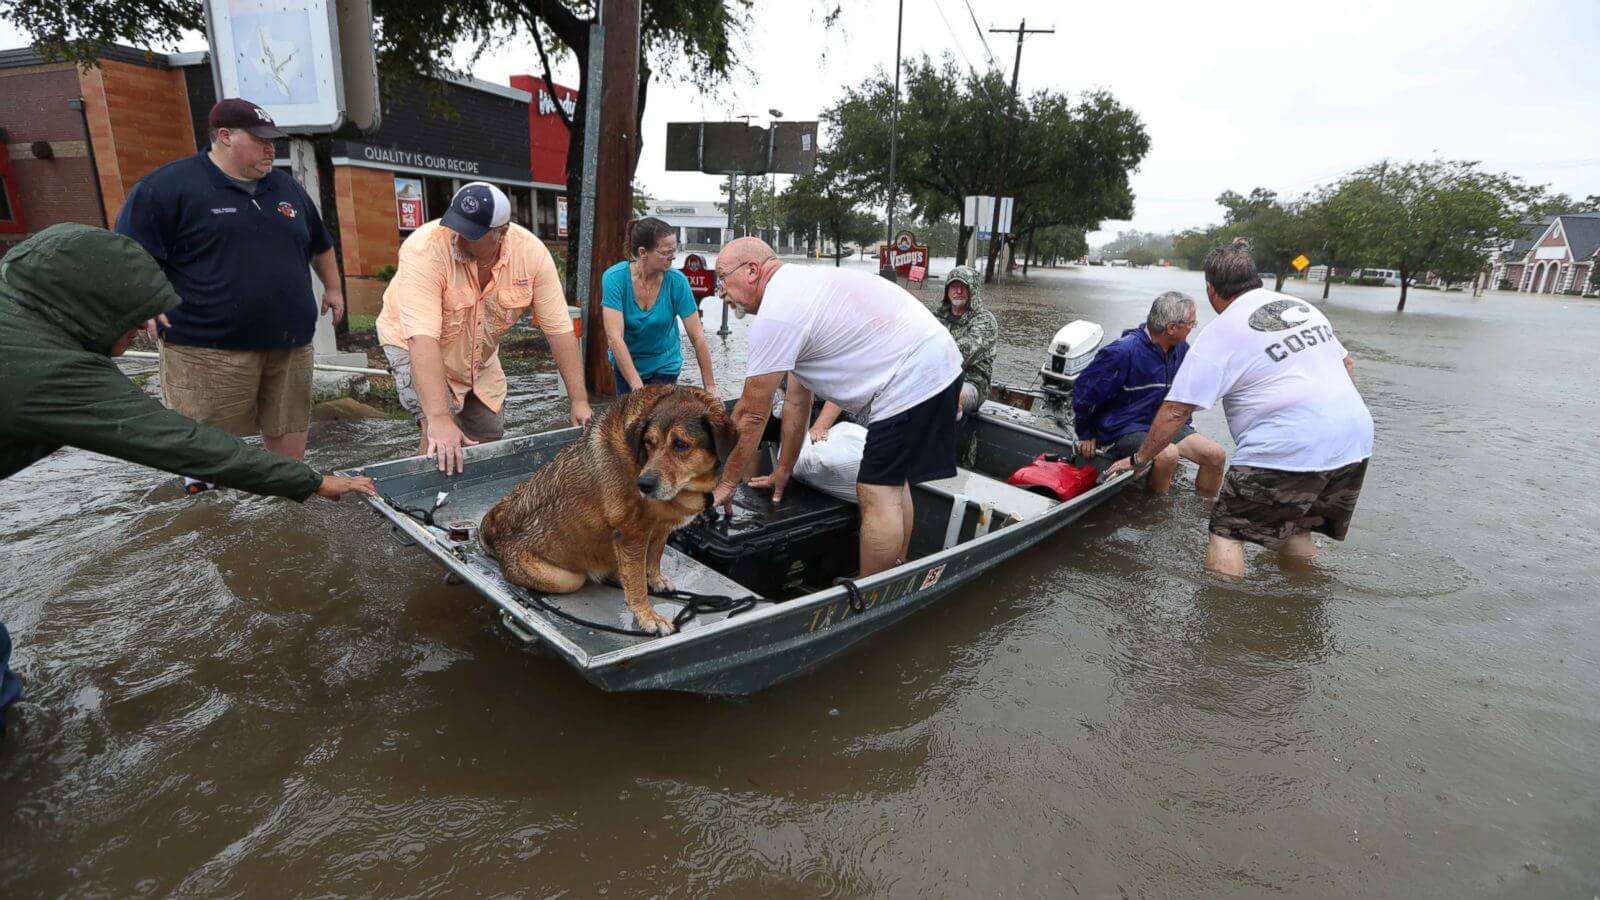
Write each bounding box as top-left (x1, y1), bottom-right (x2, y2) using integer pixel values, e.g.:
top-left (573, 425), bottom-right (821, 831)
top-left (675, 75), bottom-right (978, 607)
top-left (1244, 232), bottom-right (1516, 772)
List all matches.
top-left (885, 0), bottom-right (905, 252)
top-left (583, 0), bottom-right (641, 395)
top-left (984, 19), bottom-right (1053, 284)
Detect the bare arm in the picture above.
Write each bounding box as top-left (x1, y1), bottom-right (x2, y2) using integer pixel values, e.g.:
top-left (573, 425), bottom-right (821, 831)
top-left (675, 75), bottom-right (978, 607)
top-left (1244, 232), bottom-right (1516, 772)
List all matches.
top-left (1106, 400), bottom-right (1200, 479)
top-left (603, 306), bottom-right (644, 390)
top-left (546, 330), bottom-right (592, 426)
top-left (809, 401), bottom-right (843, 442)
top-left (406, 335), bottom-right (456, 423)
top-left (682, 312), bottom-right (718, 395)
top-left (311, 248), bottom-right (344, 323)
top-left (776, 378), bottom-right (812, 476)
top-left (407, 335), bottom-right (475, 473)
top-left (712, 371), bottom-right (787, 510)
top-left (1344, 353), bottom-right (1356, 384)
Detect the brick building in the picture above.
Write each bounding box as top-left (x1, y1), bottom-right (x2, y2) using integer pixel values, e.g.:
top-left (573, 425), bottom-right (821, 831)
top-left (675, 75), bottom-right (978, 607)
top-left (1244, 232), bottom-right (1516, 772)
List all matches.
top-left (1487, 212), bottom-right (1600, 297)
top-left (0, 45), bottom-right (575, 313)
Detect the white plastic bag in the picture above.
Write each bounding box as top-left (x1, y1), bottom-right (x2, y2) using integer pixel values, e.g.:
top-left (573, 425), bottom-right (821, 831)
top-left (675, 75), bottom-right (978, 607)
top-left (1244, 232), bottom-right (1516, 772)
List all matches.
top-left (793, 423), bottom-right (867, 503)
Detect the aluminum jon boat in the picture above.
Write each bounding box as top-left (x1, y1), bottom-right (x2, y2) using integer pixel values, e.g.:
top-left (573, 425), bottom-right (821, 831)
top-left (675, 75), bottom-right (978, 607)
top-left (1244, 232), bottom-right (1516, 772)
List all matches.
top-left (344, 398), bottom-right (1134, 696)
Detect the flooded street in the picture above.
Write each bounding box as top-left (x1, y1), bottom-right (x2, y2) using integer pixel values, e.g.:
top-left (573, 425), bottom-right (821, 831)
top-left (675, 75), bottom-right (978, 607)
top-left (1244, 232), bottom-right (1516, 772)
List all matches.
top-left (2, 262), bottom-right (1597, 897)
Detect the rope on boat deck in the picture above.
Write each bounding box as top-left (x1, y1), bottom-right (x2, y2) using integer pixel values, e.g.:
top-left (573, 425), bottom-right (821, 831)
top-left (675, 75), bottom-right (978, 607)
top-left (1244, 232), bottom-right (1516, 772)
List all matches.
top-left (512, 585), bottom-right (773, 639)
top-left (837, 578), bottom-right (867, 614)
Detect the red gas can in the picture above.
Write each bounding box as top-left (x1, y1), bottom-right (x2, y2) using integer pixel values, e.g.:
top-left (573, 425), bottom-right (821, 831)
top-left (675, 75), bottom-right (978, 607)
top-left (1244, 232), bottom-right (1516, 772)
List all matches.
top-left (1006, 453), bottom-right (1099, 501)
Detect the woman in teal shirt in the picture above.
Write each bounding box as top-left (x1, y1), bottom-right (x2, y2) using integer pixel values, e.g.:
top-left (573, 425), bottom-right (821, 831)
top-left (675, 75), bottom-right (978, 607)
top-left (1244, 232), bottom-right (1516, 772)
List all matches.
top-left (602, 218), bottom-right (717, 396)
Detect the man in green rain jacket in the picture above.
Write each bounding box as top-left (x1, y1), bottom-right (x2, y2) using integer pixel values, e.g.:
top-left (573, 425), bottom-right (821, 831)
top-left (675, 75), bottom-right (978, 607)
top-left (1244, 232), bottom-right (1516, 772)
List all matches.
top-left (933, 265), bottom-right (998, 418)
top-left (0, 224), bottom-right (376, 739)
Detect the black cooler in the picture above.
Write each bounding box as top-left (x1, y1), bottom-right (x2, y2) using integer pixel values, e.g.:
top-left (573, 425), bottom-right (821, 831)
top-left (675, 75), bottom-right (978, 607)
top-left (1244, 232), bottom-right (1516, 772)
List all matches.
top-left (670, 480), bottom-right (859, 599)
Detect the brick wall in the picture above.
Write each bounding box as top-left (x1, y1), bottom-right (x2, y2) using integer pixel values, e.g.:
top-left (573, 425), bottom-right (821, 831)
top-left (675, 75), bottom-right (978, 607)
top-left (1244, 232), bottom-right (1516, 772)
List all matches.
top-left (79, 59), bottom-right (195, 222)
top-left (0, 64), bottom-right (107, 241)
top-left (333, 165), bottom-right (402, 277)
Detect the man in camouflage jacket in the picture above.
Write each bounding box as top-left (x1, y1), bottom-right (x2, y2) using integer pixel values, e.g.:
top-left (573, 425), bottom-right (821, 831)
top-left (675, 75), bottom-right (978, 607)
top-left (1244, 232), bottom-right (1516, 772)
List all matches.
top-left (934, 266), bottom-right (998, 417)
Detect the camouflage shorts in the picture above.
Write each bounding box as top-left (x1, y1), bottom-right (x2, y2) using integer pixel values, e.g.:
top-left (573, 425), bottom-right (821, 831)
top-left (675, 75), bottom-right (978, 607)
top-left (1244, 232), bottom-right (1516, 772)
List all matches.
top-left (1210, 459), bottom-right (1369, 546)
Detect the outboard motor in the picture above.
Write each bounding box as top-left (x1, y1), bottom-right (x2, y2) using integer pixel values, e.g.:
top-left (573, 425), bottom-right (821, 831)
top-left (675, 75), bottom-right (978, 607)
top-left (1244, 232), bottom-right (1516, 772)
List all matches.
top-left (1035, 320), bottom-right (1103, 432)
top-left (1039, 320), bottom-right (1105, 392)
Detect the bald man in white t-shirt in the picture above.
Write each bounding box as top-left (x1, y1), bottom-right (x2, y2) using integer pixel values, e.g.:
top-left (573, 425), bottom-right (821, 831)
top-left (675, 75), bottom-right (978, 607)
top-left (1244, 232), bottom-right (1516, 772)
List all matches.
top-left (1108, 238), bottom-right (1374, 576)
top-left (710, 238), bottom-right (964, 576)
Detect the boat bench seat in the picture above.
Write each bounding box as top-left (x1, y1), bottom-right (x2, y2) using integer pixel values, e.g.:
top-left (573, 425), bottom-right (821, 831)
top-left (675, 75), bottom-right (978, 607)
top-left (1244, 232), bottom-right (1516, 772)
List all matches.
top-left (919, 468), bottom-right (1057, 549)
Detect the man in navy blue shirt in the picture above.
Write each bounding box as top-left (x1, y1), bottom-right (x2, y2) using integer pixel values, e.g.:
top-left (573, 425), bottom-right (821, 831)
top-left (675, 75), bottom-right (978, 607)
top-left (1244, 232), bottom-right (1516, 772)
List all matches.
top-left (115, 98), bottom-right (344, 492)
top-left (1073, 291), bottom-right (1226, 496)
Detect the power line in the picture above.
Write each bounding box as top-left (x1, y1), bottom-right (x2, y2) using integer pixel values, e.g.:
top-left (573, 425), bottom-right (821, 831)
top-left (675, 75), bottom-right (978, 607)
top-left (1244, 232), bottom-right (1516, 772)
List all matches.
top-left (961, 0), bottom-right (999, 71)
top-left (929, 0), bottom-right (979, 74)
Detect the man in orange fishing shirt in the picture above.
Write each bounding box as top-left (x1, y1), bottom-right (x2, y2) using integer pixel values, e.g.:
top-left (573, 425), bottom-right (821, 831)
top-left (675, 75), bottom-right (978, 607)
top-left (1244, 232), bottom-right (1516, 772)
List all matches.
top-left (377, 182), bottom-right (592, 473)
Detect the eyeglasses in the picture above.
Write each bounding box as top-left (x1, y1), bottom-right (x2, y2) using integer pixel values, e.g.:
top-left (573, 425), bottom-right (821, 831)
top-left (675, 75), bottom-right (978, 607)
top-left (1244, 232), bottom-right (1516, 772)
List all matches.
top-left (651, 246), bottom-right (677, 259)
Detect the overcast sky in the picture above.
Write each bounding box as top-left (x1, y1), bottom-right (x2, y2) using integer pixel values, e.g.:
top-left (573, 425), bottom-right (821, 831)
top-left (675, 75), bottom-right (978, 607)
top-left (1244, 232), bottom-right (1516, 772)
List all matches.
top-left (5, 0), bottom-right (1597, 244)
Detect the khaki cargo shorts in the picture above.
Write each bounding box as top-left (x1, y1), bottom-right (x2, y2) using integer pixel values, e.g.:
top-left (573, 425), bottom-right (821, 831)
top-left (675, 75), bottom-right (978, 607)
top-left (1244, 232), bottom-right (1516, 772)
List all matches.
top-left (1210, 459), bottom-right (1369, 546)
top-left (382, 345), bottom-right (506, 442)
top-left (159, 342), bottom-right (314, 437)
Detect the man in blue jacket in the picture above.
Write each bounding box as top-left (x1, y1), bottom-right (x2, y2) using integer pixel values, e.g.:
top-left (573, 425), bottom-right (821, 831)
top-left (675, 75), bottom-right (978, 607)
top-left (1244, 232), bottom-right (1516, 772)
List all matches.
top-left (1073, 291), bottom-right (1226, 495)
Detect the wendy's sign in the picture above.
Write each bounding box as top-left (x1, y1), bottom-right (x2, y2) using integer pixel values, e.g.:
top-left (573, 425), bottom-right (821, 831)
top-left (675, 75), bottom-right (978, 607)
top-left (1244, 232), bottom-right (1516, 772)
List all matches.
top-left (681, 254), bottom-right (715, 300)
top-left (880, 231), bottom-right (929, 276)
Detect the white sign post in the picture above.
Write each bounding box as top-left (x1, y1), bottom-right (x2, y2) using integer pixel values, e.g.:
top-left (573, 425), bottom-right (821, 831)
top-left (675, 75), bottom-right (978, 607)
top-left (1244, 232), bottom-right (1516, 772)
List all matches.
top-left (206, 0), bottom-right (376, 367)
top-left (963, 195), bottom-right (1014, 265)
top-left (206, 0), bottom-right (347, 132)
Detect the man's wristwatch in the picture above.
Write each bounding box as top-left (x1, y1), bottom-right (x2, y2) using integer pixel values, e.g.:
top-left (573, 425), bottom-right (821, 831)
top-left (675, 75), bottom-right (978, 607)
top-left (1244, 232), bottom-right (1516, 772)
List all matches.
top-left (1129, 453), bottom-right (1153, 476)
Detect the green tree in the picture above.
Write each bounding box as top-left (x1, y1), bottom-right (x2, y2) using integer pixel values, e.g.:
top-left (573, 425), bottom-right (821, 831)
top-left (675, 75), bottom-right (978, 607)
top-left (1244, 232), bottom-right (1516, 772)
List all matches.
top-left (779, 154), bottom-right (876, 267)
top-left (1214, 189), bottom-right (1318, 291)
top-left (825, 54), bottom-right (1147, 271)
top-left (1331, 160), bottom-right (1534, 310)
top-left (1032, 227), bottom-right (1088, 267)
top-left (3, 0), bottom-right (757, 293)
top-left (1171, 228), bottom-right (1215, 270)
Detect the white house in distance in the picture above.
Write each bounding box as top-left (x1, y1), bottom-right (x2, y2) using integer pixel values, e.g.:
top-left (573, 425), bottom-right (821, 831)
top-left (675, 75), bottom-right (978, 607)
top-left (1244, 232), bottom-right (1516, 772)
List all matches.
top-left (1487, 212), bottom-right (1600, 296)
top-left (644, 200), bottom-right (729, 250)
top-left (643, 199), bottom-right (808, 254)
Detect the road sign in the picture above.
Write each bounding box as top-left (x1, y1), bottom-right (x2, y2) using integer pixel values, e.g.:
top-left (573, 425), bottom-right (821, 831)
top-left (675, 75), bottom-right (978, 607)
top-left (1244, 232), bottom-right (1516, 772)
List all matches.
top-left (681, 254), bottom-right (715, 301)
top-left (665, 121), bottom-right (820, 175)
top-left (965, 195), bottom-right (1014, 238)
top-left (1292, 254), bottom-right (1310, 271)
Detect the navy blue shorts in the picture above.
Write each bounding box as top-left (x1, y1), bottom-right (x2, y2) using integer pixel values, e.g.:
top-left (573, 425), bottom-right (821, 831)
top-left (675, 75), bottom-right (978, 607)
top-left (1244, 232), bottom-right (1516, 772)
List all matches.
top-left (613, 364), bottom-right (679, 396)
top-left (1109, 424), bottom-right (1196, 460)
top-left (858, 377), bottom-right (963, 486)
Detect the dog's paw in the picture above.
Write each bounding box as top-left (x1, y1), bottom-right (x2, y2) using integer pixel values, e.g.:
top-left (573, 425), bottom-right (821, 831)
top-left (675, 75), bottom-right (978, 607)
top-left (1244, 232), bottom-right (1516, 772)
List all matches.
top-left (636, 606), bottom-right (677, 636)
top-left (648, 571), bottom-right (675, 593)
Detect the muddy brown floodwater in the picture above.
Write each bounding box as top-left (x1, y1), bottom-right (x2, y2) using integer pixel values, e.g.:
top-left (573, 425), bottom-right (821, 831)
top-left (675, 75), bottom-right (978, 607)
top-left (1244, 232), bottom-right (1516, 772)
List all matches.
top-left (2, 261), bottom-right (1597, 897)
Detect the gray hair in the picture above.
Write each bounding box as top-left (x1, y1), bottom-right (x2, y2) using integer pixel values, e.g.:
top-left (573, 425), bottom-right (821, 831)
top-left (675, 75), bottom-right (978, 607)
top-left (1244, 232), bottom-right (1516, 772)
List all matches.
top-left (1147, 291), bottom-right (1196, 332)
top-left (1203, 237), bottom-right (1264, 301)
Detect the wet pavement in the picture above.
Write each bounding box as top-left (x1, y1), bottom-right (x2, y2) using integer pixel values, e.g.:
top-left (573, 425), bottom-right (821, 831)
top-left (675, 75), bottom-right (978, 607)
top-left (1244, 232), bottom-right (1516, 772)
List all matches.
top-left (2, 261), bottom-right (1597, 897)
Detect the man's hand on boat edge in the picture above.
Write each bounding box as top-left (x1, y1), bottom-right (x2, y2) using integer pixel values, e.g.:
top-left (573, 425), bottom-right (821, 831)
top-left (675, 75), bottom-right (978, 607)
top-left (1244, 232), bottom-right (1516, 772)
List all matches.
top-left (747, 467), bottom-right (791, 503)
top-left (316, 475), bottom-right (378, 500)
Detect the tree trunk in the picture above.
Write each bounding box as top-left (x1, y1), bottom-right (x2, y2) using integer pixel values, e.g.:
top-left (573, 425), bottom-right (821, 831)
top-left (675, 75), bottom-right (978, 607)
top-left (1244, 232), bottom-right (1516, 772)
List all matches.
top-left (954, 225), bottom-right (972, 266)
top-left (1274, 270), bottom-right (1288, 291)
top-left (1397, 267), bottom-right (1409, 311)
top-left (1322, 265), bottom-right (1332, 299)
top-left (1022, 230), bottom-right (1033, 277)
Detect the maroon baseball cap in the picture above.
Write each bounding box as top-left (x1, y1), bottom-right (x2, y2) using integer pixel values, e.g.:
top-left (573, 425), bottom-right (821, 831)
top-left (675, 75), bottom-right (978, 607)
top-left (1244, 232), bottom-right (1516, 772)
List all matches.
top-left (207, 98), bottom-right (287, 140)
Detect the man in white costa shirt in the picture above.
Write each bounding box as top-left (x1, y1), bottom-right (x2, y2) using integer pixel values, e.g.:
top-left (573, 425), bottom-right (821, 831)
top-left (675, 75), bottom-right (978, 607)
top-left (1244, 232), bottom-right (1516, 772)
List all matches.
top-left (711, 238), bottom-right (964, 576)
top-left (1108, 238), bottom-right (1374, 576)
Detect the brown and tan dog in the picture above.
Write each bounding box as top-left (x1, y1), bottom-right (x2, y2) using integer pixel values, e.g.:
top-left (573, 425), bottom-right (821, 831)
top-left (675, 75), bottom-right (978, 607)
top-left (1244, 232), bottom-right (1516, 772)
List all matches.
top-left (479, 385), bottom-right (736, 635)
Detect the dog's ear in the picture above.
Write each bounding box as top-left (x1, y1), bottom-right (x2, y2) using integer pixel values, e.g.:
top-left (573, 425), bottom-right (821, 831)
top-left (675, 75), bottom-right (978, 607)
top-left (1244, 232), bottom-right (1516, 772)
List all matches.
top-left (701, 413), bottom-right (737, 469)
top-left (626, 413), bottom-right (654, 466)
